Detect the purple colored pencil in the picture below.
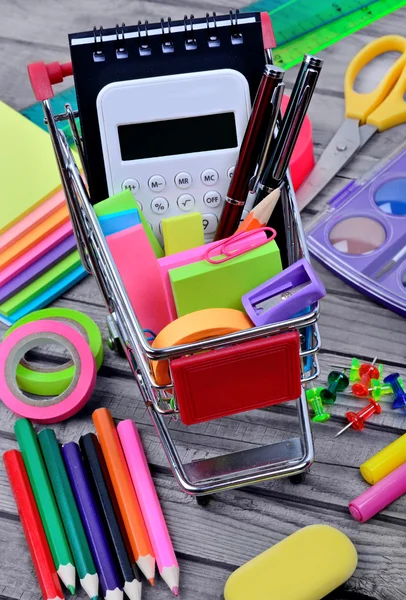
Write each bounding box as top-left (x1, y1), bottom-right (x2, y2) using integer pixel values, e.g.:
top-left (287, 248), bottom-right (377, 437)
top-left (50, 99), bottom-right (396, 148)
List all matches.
top-left (0, 235), bottom-right (76, 303)
top-left (62, 442), bottom-right (123, 600)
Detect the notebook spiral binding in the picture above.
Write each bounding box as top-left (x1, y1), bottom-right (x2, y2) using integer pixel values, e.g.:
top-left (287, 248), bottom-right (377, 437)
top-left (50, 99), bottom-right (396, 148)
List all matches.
top-left (91, 9), bottom-right (243, 61)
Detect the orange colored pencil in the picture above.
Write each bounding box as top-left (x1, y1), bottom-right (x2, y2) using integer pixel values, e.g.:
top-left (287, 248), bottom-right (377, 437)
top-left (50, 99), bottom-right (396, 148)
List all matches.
top-left (92, 408), bottom-right (155, 583)
top-left (236, 188), bottom-right (281, 233)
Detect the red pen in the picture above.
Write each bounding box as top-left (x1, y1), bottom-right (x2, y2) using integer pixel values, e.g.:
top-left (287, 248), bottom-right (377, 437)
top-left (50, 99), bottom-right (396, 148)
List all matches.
top-left (215, 64), bottom-right (285, 240)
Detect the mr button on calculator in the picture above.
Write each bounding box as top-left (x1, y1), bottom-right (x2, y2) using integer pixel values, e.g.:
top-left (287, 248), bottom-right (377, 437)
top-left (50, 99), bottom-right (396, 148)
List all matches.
top-left (96, 69), bottom-right (251, 241)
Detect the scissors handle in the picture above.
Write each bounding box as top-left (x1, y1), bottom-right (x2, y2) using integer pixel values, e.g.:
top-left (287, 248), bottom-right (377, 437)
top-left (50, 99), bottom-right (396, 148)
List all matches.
top-left (367, 66), bottom-right (406, 131)
top-left (344, 35), bottom-right (406, 125)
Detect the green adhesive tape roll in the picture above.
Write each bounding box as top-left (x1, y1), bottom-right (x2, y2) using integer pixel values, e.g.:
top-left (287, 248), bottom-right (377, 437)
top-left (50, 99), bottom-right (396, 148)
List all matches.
top-left (5, 308), bottom-right (103, 396)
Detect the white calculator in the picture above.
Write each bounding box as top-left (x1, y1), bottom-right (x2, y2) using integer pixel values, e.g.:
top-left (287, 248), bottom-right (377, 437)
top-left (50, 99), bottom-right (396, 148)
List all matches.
top-left (96, 69), bottom-right (251, 241)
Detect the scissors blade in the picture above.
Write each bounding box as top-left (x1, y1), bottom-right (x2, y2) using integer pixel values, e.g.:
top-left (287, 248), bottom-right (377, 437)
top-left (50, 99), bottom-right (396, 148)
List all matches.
top-left (296, 118), bottom-right (362, 211)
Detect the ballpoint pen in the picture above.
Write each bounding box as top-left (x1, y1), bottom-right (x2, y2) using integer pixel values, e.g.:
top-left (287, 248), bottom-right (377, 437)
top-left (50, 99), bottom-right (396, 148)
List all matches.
top-left (214, 64), bottom-right (285, 240)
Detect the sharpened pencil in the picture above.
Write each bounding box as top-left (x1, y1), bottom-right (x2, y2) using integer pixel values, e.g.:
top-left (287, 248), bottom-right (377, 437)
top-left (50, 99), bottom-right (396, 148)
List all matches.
top-left (38, 429), bottom-right (99, 600)
top-left (80, 433), bottom-right (142, 600)
top-left (62, 442), bottom-right (123, 600)
top-left (92, 408), bottom-right (155, 583)
top-left (236, 188), bottom-right (281, 233)
top-left (4, 450), bottom-right (65, 600)
top-left (14, 419), bottom-right (76, 594)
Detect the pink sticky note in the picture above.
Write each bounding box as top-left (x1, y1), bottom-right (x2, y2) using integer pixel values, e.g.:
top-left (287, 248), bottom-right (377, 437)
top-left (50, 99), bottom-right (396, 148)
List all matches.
top-left (107, 224), bottom-right (171, 335)
top-left (158, 231), bottom-right (267, 320)
top-left (0, 221), bottom-right (72, 287)
top-left (0, 188), bottom-right (65, 253)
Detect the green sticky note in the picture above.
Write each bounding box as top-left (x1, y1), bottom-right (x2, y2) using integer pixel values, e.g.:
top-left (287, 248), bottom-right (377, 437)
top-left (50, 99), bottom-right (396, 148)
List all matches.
top-left (170, 240), bottom-right (282, 316)
top-left (162, 212), bottom-right (204, 256)
top-left (0, 251), bottom-right (80, 316)
top-left (94, 189), bottom-right (164, 258)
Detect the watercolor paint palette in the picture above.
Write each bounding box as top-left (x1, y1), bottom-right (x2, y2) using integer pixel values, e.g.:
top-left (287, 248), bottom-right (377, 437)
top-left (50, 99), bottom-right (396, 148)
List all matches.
top-left (306, 146), bottom-right (406, 317)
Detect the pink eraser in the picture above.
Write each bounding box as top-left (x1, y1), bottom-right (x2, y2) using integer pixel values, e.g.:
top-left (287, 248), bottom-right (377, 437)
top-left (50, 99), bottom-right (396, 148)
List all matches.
top-left (260, 12), bottom-right (276, 49)
top-left (349, 461), bottom-right (406, 523)
top-left (158, 231), bottom-right (267, 320)
top-left (107, 224), bottom-right (171, 335)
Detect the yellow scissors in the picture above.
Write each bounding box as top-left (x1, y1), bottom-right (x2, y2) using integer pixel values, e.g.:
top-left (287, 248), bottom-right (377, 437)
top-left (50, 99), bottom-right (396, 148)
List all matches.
top-left (297, 35), bottom-right (406, 210)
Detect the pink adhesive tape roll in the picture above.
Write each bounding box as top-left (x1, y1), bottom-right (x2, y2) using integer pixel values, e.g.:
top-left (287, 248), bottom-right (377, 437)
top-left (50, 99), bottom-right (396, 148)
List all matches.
top-left (0, 320), bottom-right (96, 423)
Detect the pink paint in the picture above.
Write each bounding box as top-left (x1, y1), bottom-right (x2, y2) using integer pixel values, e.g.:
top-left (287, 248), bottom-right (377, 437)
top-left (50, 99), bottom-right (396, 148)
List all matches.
top-left (349, 461), bottom-right (406, 522)
top-left (107, 225), bottom-right (171, 334)
top-left (0, 221), bottom-right (72, 287)
top-left (117, 420), bottom-right (179, 595)
top-left (158, 231), bottom-right (267, 320)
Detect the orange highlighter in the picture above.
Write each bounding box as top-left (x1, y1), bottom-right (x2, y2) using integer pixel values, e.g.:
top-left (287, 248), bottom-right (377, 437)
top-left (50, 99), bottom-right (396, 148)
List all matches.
top-left (92, 408), bottom-right (156, 583)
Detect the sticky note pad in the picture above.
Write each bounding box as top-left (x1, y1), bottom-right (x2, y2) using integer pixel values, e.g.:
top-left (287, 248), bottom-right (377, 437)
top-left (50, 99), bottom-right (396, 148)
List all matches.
top-left (170, 241), bottom-right (282, 317)
top-left (98, 208), bottom-right (141, 237)
top-left (0, 101), bottom-right (62, 233)
top-left (107, 225), bottom-right (171, 334)
top-left (162, 213), bottom-right (204, 256)
top-left (0, 251), bottom-right (81, 316)
top-left (94, 189), bottom-right (163, 258)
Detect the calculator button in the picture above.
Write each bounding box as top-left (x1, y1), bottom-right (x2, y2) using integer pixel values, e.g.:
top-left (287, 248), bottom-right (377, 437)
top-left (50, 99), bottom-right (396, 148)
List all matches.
top-left (148, 174), bottom-right (166, 192)
top-left (202, 213), bottom-right (218, 234)
top-left (135, 199), bottom-right (143, 211)
top-left (201, 169), bottom-right (219, 186)
top-left (203, 191), bottom-right (222, 208)
top-left (227, 166), bottom-right (235, 180)
top-left (177, 194), bottom-right (195, 212)
top-left (175, 172), bottom-right (193, 189)
top-left (121, 178), bottom-right (140, 194)
top-left (151, 197), bottom-right (169, 215)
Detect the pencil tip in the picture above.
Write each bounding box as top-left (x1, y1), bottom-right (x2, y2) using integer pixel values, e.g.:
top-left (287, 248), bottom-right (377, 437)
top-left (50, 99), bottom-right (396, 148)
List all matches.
top-left (148, 578), bottom-right (155, 586)
top-left (68, 585), bottom-right (75, 595)
top-left (136, 555), bottom-right (155, 581)
top-left (173, 586), bottom-right (179, 596)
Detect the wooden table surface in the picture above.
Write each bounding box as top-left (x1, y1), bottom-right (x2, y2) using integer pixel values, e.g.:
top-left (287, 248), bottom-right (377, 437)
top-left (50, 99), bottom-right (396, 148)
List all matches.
top-left (1, 2), bottom-right (406, 600)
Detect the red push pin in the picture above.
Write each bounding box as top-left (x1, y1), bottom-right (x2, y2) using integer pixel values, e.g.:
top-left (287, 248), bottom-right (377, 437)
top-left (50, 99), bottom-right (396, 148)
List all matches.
top-left (335, 399), bottom-right (382, 437)
top-left (352, 357), bottom-right (380, 397)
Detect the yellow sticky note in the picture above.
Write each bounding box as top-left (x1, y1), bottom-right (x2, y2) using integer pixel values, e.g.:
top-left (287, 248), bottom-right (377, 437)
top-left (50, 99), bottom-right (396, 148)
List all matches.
top-left (0, 101), bottom-right (62, 234)
top-left (162, 212), bottom-right (204, 256)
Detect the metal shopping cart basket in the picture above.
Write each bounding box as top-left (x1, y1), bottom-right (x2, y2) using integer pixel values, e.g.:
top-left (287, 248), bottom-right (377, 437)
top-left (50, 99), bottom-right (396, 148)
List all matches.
top-left (29, 60), bottom-right (321, 499)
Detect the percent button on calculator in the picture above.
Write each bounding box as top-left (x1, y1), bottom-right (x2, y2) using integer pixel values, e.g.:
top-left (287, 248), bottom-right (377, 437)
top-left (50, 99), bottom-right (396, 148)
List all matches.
top-left (151, 197), bottom-right (169, 214)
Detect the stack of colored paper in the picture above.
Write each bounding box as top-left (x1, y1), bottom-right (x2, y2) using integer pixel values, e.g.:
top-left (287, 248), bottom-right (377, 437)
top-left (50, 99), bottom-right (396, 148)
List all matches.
top-left (0, 101), bottom-right (87, 326)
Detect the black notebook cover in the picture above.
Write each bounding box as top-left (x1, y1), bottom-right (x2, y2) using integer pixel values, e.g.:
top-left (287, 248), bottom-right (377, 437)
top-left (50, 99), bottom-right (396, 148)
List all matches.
top-left (69, 12), bottom-right (267, 204)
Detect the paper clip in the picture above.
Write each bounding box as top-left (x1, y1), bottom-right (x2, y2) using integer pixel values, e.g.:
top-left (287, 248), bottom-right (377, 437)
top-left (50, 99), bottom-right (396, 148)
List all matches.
top-left (205, 227), bottom-right (277, 265)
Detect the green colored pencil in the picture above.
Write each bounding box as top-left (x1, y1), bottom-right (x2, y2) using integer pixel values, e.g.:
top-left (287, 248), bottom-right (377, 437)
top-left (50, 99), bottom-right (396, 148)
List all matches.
top-left (14, 418), bottom-right (76, 594)
top-left (39, 429), bottom-right (99, 600)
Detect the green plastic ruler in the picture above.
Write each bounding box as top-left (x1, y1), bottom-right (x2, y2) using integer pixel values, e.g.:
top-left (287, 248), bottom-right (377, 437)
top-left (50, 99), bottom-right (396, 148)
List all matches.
top-left (244, 0), bottom-right (406, 68)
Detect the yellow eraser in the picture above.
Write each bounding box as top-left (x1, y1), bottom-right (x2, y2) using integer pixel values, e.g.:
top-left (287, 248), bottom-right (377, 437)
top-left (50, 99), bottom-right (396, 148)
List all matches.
top-left (224, 525), bottom-right (358, 600)
top-left (162, 212), bottom-right (204, 256)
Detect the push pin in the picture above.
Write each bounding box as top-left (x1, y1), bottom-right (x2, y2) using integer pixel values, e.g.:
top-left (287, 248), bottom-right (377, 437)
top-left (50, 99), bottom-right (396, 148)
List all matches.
top-left (384, 373), bottom-right (406, 410)
top-left (370, 377), bottom-right (404, 401)
top-left (306, 387), bottom-right (330, 423)
top-left (352, 357), bottom-right (382, 397)
top-left (320, 370), bottom-right (349, 404)
top-left (335, 399), bottom-right (382, 437)
top-left (331, 357), bottom-right (360, 382)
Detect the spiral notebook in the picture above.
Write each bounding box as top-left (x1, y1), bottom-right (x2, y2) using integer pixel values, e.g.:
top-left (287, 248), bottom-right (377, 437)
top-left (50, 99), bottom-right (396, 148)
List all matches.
top-left (69, 12), bottom-right (274, 205)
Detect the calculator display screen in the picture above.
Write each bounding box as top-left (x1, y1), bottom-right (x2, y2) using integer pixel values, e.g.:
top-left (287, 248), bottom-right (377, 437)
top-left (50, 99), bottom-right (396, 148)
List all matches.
top-left (118, 112), bottom-right (238, 161)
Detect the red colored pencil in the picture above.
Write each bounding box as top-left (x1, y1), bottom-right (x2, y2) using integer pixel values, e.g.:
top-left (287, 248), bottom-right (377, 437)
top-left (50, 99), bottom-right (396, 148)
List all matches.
top-left (3, 450), bottom-right (64, 600)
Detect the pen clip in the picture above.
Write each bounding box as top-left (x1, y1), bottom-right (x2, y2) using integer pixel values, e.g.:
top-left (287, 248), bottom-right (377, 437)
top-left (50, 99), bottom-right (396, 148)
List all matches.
top-left (249, 82), bottom-right (285, 193)
top-left (205, 227), bottom-right (277, 264)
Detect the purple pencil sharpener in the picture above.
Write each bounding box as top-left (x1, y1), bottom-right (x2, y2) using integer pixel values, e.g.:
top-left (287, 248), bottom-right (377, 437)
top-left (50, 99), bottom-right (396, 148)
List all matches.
top-left (242, 258), bottom-right (326, 326)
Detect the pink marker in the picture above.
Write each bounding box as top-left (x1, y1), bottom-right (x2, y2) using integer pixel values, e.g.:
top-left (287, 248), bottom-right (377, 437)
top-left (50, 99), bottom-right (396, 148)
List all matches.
top-left (117, 420), bottom-right (179, 596)
top-left (349, 461), bottom-right (406, 522)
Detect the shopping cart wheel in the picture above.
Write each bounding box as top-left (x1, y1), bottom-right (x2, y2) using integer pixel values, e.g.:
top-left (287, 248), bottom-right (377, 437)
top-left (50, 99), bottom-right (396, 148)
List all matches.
top-left (196, 495), bottom-right (212, 506)
top-left (289, 472), bottom-right (307, 484)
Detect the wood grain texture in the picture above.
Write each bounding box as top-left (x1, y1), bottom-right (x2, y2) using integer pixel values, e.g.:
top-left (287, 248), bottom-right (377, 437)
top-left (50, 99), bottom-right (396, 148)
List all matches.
top-left (1, 2), bottom-right (406, 600)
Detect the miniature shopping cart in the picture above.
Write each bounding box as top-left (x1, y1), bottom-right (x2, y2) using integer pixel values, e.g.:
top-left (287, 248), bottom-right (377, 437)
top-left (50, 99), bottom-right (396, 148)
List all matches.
top-left (29, 60), bottom-right (321, 499)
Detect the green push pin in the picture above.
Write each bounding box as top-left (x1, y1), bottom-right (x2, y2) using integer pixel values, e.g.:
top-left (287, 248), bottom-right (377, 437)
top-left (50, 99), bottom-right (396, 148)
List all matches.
top-left (349, 358), bottom-right (361, 383)
top-left (320, 370), bottom-right (350, 405)
top-left (370, 377), bottom-right (404, 400)
top-left (306, 387), bottom-right (331, 423)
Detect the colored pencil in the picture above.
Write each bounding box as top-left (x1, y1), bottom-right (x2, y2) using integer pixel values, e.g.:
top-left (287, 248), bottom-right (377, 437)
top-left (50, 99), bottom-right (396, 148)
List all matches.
top-left (62, 442), bottom-right (123, 600)
top-left (118, 420), bottom-right (180, 596)
top-left (236, 188), bottom-right (281, 233)
top-left (14, 419), bottom-right (76, 593)
top-left (3, 450), bottom-right (65, 600)
top-left (38, 429), bottom-right (99, 600)
top-left (92, 408), bottom-right (155, 583)
top-left (80, 434), bottom-right (142, 600)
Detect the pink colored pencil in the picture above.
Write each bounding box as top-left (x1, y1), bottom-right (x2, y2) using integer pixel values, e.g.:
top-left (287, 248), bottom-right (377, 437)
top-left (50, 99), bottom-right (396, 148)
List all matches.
top-left (117, 420), bottom-right (179, 596)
